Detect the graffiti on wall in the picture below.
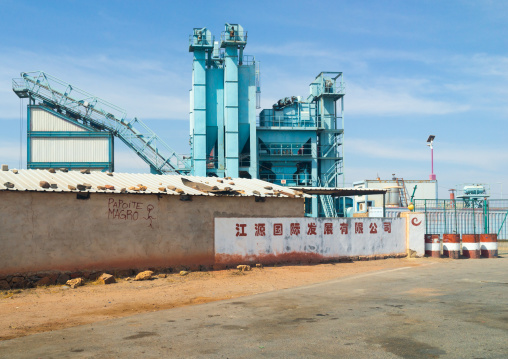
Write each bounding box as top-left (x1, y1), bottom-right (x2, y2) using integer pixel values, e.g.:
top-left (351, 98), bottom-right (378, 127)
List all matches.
top-left (215, 217), bottom-right (406, 260)
top-left (143, 204), bottom-right (156, 229)
top-left (107, 198), bottom-right (157, 228)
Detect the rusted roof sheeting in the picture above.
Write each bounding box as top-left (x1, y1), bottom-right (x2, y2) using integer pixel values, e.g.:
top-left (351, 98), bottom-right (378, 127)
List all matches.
top-left (0, 169), bottom-right (309, 198)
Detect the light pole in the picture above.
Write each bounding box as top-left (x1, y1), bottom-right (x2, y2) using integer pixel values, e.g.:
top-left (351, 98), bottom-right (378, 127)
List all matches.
top-left (427, 135), bottom-right (436, 180)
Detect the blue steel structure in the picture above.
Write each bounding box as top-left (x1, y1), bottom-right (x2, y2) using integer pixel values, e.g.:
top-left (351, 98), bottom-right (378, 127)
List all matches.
top-left (189, 24), bottom-right (345, 217)
top-left (12, 72), bottom-right (190, 174)
top-left (189, 24), bottom-right (258, 179)
top-left (258, 72), bottom-right (345, 217)
top-left (27, 105), bottom-right (114, 171)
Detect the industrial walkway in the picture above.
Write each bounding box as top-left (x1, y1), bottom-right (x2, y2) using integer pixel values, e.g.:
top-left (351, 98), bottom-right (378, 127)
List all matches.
top-left (1, 258), bottom-right (508, 358)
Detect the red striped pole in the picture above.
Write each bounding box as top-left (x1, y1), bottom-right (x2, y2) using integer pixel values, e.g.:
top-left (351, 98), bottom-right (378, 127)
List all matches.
top-left (462, 234), bottom-right (480, 259)
top-left (480, 234), bottom-right (498, 258)
top-left (425, 234), bottom-right (440, 257)
top-left (443, 234), bottom-right (460, 259)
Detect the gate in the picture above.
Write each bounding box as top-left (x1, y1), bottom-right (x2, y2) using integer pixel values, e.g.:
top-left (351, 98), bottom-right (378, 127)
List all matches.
top-left (414, 199), bottom-right (508, 255)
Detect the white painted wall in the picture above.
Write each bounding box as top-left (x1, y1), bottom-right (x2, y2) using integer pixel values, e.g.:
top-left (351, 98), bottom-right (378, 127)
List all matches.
top-left (215, 217), bottom-right (406, 264)
top-left (31, 137), bottom-right (109, 162)
top-left (31, 108), bottom-right (85, 132)
top-left (400, 212), bottom-right (426, 256)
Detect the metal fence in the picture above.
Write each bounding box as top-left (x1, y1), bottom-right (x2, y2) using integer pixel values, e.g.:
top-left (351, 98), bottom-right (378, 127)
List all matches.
top-left (413, 199), bottom-right (508, 240)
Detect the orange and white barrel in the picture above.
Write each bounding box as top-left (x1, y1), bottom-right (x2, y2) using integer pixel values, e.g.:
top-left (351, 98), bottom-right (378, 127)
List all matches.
top-left (443, 234), bottom-right (460, 259)
top-left (462, 234), bottom-right (480, 259)
top-left (480, 234), bottom-right (498, 258)
top-left (425, 234), bottom-right (440, 257)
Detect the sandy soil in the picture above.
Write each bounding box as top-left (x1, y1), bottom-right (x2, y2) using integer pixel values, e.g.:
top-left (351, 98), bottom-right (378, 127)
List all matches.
top-left (0, 258), bottom-right (431, 341)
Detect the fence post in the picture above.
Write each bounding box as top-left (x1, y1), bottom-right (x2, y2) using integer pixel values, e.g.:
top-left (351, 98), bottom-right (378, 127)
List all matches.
top-left (425, 200), bottom-right (428, 234)
top-left (454, 199), bottom-right (458, 234)
top-left (483, 200), bottom-right (486, 234)
top-left (473, 202), bottom-right (476, 235)
top-left (484, 199), bottom-right (489, 234)
top-left (444, 200), bottom-right (447, 233)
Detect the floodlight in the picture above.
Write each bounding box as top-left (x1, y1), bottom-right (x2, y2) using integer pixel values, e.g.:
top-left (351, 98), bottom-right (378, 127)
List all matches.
top-left (427, 135), bottom-right (436, 180)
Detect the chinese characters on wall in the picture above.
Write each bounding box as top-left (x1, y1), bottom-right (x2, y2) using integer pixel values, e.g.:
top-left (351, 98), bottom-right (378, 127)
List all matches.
top-left (235, 220), bottom-right (392, 237)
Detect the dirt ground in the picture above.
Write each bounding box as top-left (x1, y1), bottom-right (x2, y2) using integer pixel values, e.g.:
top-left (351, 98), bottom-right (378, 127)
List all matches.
top-left (0, 258), bottom-right (431, 341)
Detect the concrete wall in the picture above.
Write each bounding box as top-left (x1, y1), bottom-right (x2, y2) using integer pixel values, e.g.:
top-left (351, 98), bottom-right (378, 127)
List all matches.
top-left (0, 191), bottom-right (303, 275)
top-left (215, 217), bottom-right (406, 265)
top-left (400, 212), bottom-right (426, 257)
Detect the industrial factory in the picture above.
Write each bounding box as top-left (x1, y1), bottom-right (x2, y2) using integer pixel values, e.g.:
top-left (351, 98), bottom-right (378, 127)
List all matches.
top-left (188, 24), bottom-right (344, 219)
top-left (0, 23), bottom-right (504, 281)
top-left (11, 23), bottom-right (345, 218)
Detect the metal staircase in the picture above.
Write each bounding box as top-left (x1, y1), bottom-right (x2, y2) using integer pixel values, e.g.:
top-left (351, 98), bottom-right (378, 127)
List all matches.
top-left (395, 178), bottom-right (409, 207)
top-left (320, 194), bottom-right (337, 218)
top-left (317, 177), bottom-right (338, 217)
top-left (12, 71), bottom-right (190, 174)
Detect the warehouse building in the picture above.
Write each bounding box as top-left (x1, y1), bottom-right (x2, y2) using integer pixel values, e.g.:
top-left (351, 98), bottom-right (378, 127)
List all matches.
top-left (0, 167), bottom-right (305, 276)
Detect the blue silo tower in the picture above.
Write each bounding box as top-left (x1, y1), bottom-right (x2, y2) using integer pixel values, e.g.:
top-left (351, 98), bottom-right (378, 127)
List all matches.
top-left (189, 24), bottom-right (258, 179)
top-left (189, 25), bottom-right (345, 217)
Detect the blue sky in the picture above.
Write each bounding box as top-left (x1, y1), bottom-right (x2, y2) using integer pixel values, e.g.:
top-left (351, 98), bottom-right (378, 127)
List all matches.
top-left (0, 0), bottom-right (506, 197)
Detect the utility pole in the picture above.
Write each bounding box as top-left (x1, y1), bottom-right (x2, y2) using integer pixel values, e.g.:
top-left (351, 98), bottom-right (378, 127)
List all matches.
top-left (427, 135), bottom-right (436, 180)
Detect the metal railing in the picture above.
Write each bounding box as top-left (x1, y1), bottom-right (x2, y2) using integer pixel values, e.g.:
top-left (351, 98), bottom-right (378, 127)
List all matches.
top-left (322, 162), bottom-right (340, 187)
top-left (241, 55), bottom-right (256, 65)
top-left (12, 78), bottom-right (26, 92)
top-left (188, 34), bottom-right (214, 47)
top-left (220, 31), bottom-right (247, 44)
top-left (259, 143), bottom-right (312, 156)
top-left (317, 83), bottom-right (346, 96)
top-left (258, 143), bottom-right (341, 159)
top-left (414, 199), bottom-right (508, 239)
top-left (257, 115), bottom-right (342, 129)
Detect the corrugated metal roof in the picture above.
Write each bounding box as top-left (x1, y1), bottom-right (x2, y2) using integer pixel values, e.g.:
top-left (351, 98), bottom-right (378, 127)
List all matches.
top-left (0, 168), bottom-right (309, 198)
top-left (290, 187), bottom-right (388, 196)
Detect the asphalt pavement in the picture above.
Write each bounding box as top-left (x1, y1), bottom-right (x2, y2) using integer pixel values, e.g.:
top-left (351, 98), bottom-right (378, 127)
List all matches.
top-left (1, 257), bottom-right (508, 358)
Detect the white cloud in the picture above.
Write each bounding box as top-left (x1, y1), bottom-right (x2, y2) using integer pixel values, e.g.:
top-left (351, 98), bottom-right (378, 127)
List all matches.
top-left (249, 43), bottom-right (434, 66)
top-left (253, 43), bottom-right (508, 116)
top-left (249, 42), bottom-right (333, 58)
top-left (258, 72), bottom-right (471, 117)
top-left (347, 83), bottom-right (470, 116)
top-left (456, 53), bottom-right (508, 79)
top-left (113, 149), bottom-right (150, 173)
top-left (0, 141), bottom-right (26, 169)
top-left (0, 49), bottom-right (191, 121)
top-left (4, 45), bottom-right (505, 122)
top-left (347, 137), bottom-right (508, 171)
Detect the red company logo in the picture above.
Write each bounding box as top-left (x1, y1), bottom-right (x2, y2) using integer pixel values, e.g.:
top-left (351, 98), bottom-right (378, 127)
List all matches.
top-left (411, 218), bottom-right (422, 226)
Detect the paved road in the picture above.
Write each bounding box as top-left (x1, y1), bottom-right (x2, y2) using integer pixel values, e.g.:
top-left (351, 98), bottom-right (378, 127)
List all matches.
top-left (2, 258), bottom-right (508, 358)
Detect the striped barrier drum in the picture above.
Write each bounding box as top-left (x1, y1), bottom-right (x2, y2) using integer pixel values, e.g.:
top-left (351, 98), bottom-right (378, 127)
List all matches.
top-left (425, 234), bottom-right (440, 257)
top-left (480, 234), bottom-right (498, 258)
top-left (443, 234), bottom-right (460, 259)
top-left (462, 234), bottom-right (480, 259)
